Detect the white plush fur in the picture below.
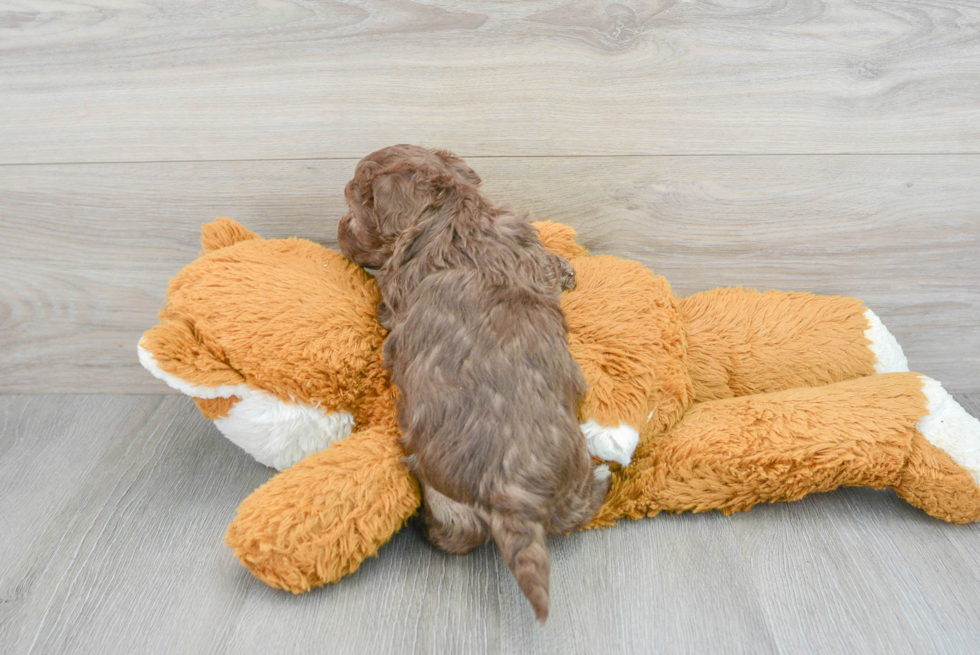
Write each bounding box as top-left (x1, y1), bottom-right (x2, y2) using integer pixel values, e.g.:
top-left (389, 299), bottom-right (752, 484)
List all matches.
top-left (863, 309), bottom-right (909, 373)
top-left (918, 376), bottom-right (980, 487)
top-left (581, 420), bottom-right (640, 467)
top-left (138, 341), bottom-right (353, 470)
top-left (214, 391), bottom-right (354, 470)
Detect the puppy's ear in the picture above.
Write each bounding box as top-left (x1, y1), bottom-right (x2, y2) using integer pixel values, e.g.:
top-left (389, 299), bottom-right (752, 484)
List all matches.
top-left (432, 149), bottom-right (481, 187)
top-left (367, 165), bottom-right (448, 237)
top-left (347, 160), bottom-right (383, 209)
top-left (371, 170), bottom-right (422, 215)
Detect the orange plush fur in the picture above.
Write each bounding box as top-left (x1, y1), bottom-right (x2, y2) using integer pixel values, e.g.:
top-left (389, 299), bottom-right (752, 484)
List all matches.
top-left (139, 218), bottom-right (980, 596)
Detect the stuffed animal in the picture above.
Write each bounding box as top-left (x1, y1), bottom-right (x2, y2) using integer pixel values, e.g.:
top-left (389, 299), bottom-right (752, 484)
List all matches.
top-left (139, 218), bottom-right (980, 596)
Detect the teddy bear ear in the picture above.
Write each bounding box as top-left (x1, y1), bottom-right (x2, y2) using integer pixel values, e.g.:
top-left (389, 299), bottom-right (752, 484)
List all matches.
top-left (138, 319), bottom-right (246, 396)
top-left (533, 220), bottom-right (589, 259)
top-left (201, 217), bottom-right (260, 253)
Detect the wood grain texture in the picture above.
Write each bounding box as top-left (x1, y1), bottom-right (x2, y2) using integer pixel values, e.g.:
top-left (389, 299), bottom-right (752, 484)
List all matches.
top-left (731, 487), bottom-right (980, 654)
top-left (3, 395), bottom-right (980, 654)
top-left (495, 513), bottom-right (778, 655)
top-left (0, 396), bottom-right (163, 595)
top-left (2, 0), bottom-right (980, 163)
top-left (0, 395), bottom-right (270, 655)
top-left (2, 155), bottom-right (978, 393)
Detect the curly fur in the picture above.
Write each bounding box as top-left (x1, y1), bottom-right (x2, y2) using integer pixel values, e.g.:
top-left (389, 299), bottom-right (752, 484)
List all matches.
top-left (338, 145), bottom-right (609, 621)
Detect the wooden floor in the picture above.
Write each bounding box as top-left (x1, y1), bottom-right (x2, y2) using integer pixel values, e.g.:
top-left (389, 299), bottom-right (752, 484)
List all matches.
top-left (2, 1), bottom-right (980, 653)
top-left (4, 395), bottom-right (980, 654)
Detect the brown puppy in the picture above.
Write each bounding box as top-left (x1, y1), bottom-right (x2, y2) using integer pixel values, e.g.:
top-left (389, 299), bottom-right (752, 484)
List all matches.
top-left (338, 145), bottom-right (609, 621)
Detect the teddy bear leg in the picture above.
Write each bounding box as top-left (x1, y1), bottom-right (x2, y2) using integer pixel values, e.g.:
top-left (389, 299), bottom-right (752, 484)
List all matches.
top-left (679, 288), bottom-right (907, 403)
top-left (225, 424), bottom-right (420, 593)
top-left (893, 377), bottom-right (980, 523)
top-left (863, 308), bottom-right (909, 374)
top-left (587, 373), bottom-right (980, 526)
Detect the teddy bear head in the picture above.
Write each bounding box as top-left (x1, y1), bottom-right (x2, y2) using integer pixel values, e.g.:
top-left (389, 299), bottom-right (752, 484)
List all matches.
top-left (138, 218), bottom-right (394, 469)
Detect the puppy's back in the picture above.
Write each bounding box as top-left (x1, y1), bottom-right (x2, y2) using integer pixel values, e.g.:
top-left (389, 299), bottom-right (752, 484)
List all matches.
top-left (386, 268), bottom-right (599, 620)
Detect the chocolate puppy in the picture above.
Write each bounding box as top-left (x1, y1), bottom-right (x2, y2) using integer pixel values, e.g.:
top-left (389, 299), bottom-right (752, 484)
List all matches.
top-left (338, 145), bottom-right (609, 622)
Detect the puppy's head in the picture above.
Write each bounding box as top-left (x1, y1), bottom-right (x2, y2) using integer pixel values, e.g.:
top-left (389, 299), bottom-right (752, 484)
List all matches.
top-left (338, 145), bottom-right (481, 268)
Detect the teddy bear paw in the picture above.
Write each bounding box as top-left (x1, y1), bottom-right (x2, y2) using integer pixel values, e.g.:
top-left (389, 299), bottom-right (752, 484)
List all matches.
top-left (917, 376), bottom-right (980, 487)
top-left (580, 420), bottom-right (640, 467)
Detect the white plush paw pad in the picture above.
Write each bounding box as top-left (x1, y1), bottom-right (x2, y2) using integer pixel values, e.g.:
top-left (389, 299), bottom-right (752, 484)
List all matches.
top-left (594, 463), bottom-right (611, 482)
top-left (581, 420), bottom-right (640, 467)
top-left (214, 390), bottom-right (354, 470)
top-left (918, 376), bottom-right (980, 487)
top-left (863, 309), bottom-right (909, 373)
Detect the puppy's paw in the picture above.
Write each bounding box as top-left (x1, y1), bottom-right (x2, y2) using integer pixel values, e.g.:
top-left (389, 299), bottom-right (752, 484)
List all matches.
top-left (551, 253), bottom-right (576, 291)
top-left (560, 268), bottom-right (576, 292)
top-left (377, 301), bottom-right (394, 330)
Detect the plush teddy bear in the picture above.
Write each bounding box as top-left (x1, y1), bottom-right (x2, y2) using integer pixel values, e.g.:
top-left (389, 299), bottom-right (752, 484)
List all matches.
top-left (139, 218), bottom-right (980, 595)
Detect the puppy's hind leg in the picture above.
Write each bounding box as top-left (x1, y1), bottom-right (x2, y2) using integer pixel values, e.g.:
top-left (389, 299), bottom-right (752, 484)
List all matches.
top-left (422, 484), bottom-right (491, 555)
top-left (551, 460), bottom-right (612, 534)
top-left (591, 462), bottom-right (612, 510)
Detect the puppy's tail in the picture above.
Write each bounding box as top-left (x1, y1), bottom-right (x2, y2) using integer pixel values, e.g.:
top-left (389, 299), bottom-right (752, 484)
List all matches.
top-left (490, 505), bottom-right (550, 622)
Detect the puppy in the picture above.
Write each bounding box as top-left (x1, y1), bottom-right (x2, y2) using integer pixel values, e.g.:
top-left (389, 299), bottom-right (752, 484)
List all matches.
top-left (338, 145), bottom-right (609, 622)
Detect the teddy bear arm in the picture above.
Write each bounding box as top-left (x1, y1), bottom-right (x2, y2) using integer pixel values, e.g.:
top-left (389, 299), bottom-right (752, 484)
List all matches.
top-left (531, 220), bottom-right (589, 260)
top-left (225, 424), bottom-right (421, 592)
top-left (679, 288), bottom-right (907, 403)
top-left (588, 372), bottom-right (980, 526)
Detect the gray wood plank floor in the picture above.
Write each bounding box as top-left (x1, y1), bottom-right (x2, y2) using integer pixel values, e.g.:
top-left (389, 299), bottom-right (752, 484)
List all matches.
top-left (3, 394), bottom-right (980, 655)
top-left (2, 0), bottom-right (979, 162)
top-left (4, 0), bottom-right (980, 652)
top-left (2, 155), bottom-right (979, 394)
